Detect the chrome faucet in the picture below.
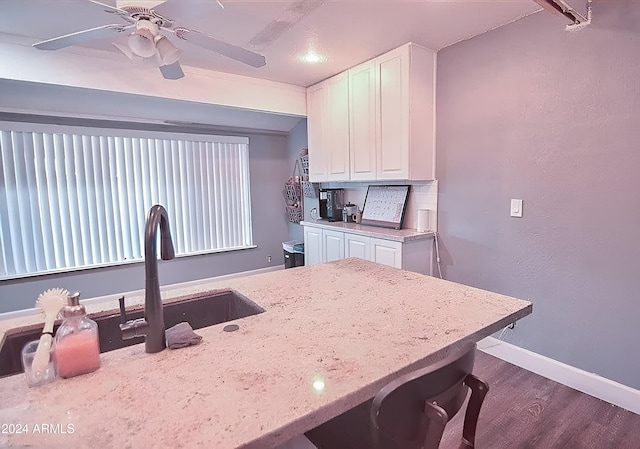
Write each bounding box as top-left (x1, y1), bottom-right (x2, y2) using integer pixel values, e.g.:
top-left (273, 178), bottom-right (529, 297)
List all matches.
top-left (119, 205), bottom-right (175, 353)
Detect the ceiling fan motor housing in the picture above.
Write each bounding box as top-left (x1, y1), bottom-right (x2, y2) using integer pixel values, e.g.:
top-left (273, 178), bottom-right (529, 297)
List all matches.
top-left (122, 6), bottom-right (173, 29)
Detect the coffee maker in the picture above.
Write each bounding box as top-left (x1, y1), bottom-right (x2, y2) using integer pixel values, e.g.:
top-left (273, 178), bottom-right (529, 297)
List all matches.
top-left (319, 188), bottom-right (344, 221)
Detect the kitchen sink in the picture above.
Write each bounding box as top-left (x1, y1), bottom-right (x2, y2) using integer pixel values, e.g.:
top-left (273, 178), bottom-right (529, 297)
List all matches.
top-left (0, 290), bottom-right (264, 378)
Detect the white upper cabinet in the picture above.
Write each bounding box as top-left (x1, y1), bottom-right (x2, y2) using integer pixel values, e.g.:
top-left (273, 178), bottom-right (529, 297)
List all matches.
top-left (377, 44), bottom-right (435, 181)
top-left (377, 46), bottom-right (410, 180)
top-left (307, 72), bottom-right (350, 182)
top-left (325, 72), bottom-right (350, 181)
top-left (306, 42), bottom-right (436, 182)
top-left (307, 82), bottom-right (327, 181)
top-left (349, 60), bottom-right (378, 181)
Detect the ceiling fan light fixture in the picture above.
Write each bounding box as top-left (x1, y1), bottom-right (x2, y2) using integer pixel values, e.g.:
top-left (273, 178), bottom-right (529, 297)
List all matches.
top-left (128, 31), bottom-right (156, 58)
top-left (155, 36), bottom-right (181, 65)
top-left (128, 19), bottom-right (159, 58)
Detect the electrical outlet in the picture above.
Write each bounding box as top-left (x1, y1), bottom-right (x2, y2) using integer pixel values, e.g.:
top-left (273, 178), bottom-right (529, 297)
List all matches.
top-left (267, 255), bottom-right (272, 263)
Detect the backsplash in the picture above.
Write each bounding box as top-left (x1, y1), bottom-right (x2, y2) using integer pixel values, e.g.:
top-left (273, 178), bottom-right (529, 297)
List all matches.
top-left (303, 180), bottom-right (438, 231)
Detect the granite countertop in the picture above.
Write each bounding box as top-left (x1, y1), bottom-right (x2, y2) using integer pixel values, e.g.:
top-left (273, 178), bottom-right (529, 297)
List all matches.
top-left (300, 220), bottom-right (434, 242)
top-left (0, 259), bottom-right (531, 448)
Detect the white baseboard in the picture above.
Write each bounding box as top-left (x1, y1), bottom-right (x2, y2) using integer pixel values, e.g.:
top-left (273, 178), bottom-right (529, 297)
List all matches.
top-left (162, 265), bottom-right (283, 292)
top-left (478, 337), bottom-right (640, 415)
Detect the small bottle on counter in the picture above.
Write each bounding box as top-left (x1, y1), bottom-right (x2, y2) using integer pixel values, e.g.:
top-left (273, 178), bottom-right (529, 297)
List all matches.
top-left (54, 292), bottom-right (101, 378)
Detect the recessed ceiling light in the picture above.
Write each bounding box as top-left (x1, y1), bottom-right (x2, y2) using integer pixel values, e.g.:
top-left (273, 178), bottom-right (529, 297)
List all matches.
top-left (301, 51), bottom-right (324, 64)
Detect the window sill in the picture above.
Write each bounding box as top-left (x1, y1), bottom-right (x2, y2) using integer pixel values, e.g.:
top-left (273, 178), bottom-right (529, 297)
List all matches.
top-left (0, 245), bottom-right (258, 282)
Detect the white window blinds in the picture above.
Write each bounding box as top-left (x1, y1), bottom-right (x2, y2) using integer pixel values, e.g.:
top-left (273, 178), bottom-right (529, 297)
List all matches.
top-left (0, 123), bottom-right (253, 280)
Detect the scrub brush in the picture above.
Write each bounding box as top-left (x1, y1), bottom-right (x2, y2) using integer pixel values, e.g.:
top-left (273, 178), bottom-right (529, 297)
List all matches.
top-left (31, 288), bottom-right (68, 381)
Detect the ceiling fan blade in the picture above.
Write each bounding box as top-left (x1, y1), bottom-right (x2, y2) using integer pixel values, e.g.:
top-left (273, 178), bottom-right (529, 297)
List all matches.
top-left (249, 0), bottom-right (325, 50)
top-left (33, 24), bottom-right (133, 50)
top-left (86, 0), bottom-right (130, 16)
top-left (112, 40), bottom-right (135, 60)
top-left (152, 0), bottom-right (223, 22)
top-left (175, 29), bottom-right (266, 68)
top-left (160, 61), bottom-right (185, 80)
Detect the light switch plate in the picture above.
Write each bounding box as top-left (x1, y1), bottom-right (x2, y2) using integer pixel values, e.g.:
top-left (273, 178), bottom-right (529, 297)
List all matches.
top-left (510, 199), bottom-right (523, 218)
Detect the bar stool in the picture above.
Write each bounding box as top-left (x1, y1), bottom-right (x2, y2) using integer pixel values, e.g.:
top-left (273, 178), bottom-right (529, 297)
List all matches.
top-left (305, 341), bottom-right (488, 449)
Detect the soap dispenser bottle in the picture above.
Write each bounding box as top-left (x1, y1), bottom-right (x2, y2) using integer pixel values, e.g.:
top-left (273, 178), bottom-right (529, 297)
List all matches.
top-left (54, 291), bottom-right (101, 378)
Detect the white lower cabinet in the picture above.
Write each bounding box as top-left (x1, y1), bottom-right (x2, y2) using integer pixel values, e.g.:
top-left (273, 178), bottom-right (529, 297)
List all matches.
top-left (323, 229), bottom-right (345, 262)
top-left (303, 225), bottom-right (432, 275)
top-left (303, 226), bottom-right (323, 266)
top-left (344, 233), bottom-right (370, 260)
top-left (304, 226), bottom-right (345, 265)
top-left (371, 238), bottom-right (402, 269)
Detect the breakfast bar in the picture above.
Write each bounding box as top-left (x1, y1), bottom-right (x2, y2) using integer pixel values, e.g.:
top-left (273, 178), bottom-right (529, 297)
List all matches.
top-left (0, 258), bottom-right (532, 448)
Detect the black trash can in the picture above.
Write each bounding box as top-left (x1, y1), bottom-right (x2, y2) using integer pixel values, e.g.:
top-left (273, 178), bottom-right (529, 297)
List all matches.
top-left (283, 249), bottom-right (305, 268)
top-left (282, 241), bottom-right (305, 268)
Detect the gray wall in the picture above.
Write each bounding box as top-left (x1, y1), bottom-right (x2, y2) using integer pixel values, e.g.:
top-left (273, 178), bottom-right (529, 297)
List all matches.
top-left (436, 2), bottom-right (640, 389)
top-left (0, 90), bottom-right (294, 313)
top-left (286, 119), bottom-right (308, 244)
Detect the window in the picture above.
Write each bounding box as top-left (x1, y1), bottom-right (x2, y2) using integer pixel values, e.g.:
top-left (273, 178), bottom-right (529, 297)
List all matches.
top-left (0, 122), bottom-right (253, 280)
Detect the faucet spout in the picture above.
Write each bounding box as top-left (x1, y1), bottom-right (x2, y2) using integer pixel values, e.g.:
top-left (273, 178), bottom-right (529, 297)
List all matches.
top-left (144, 204), bottom-right (175, 353)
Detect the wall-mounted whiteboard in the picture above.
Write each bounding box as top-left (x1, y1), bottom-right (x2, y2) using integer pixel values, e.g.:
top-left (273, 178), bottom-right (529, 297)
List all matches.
top-left (361, 185), bottom-right (410, 230)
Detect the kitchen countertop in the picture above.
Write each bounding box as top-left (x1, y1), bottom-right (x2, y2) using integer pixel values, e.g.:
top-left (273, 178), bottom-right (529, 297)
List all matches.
top-left (0, 258), bottom-right (531, 448)
top-left (300, 220), bottom-right (434, 242)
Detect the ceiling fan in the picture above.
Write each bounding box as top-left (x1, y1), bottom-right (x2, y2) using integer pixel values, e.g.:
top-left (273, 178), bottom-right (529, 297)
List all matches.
top-left (32, 0), bottom-right (266, 80)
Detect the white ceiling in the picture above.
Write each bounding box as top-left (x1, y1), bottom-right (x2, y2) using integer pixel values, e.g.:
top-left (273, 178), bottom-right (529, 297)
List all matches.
top-left (0, 0), bottom-right (541, 87)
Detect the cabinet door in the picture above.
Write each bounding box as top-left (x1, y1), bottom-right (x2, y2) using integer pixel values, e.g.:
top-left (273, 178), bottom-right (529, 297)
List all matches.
top-left (325, 72), bottom-right (350, 181)
top-left (303, 227), bottom-right (323, 265)
top-left (371, 238), bottom-right (403, 269)
top-left (323, 229), bottom-right (345, 262)
top-left (349, 61), bottom-right (377, 181)
top-left (307, 82), bottom-right (328, 182)
top-left (376, 45), bottom-right (410, 180)
top-left (344, 233), bottom-right (370, 261)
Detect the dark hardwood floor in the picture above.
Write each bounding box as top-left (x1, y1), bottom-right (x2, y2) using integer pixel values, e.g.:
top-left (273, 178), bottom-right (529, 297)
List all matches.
top-left (440, 352), bottom-right (640, 449)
